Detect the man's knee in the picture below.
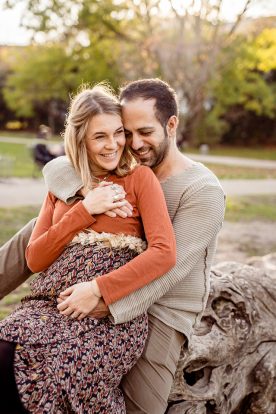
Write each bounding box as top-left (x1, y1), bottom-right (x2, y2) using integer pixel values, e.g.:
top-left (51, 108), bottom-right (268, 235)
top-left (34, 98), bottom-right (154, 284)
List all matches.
top-left (122, 315), bottom-right (185, 414)
top-left (0, 218), bottom-right (36, 299)
top-left (122, 356), bottom-right (169, 414)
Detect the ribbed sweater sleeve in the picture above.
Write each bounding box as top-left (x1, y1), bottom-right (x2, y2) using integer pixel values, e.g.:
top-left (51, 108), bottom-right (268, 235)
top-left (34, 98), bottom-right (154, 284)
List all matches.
top-left (109, 180), bottom-right (225, 324)
top-left (43, 156), bottom-right (83, 204)
top-left (96, 166), bottom-right (176, 305)
top-left (26, 193), bottom-right (96, 272)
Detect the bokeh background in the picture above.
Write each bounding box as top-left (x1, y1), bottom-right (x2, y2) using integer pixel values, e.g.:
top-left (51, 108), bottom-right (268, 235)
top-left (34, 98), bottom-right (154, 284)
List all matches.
top-left (0, 0), bottom-right (276, 318)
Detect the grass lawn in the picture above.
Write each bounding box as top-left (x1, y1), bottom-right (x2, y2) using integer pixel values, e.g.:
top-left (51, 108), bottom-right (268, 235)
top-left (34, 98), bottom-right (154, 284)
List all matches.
top-left (0, 282), bottom-right (33, 320)
top-left (225, 195), bottom-right (276, 222)
top-left (205, 163), bottom-right (276, 179)
top-left (0, 206), bottom-right (39, 245)
top-left (0, 141), bottom-right (41, 177)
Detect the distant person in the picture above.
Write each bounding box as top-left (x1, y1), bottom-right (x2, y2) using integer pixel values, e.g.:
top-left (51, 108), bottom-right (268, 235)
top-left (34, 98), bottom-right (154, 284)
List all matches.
top-left (37, 124), bottom-right (51, 140)
top-left (33, 125), bottom-right (64, 167)
top-left (0, 84), bottom-right (176, 413)
top-left (199, 143), bottom-right (210, 155)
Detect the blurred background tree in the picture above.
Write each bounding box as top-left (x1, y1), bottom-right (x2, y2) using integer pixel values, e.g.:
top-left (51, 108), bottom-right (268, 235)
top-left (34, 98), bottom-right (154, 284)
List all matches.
top-left (0, 0), bottom-right (275, 146)
top-left (197, 27), bottom-right (276, 146)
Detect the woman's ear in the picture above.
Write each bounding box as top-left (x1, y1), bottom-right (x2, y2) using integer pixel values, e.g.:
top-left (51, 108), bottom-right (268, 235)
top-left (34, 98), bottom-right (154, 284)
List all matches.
top-left (166, 116), bottom-right (178, 138)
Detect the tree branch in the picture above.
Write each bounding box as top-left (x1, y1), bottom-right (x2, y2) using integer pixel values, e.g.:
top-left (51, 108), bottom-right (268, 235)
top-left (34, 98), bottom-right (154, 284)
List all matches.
top-left (227, 0), bottom-right (253, 37)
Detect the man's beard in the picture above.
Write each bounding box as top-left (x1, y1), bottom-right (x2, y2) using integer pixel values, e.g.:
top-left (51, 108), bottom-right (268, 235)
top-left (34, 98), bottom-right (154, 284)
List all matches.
top-left (133, 134), bottom-right (170, 169)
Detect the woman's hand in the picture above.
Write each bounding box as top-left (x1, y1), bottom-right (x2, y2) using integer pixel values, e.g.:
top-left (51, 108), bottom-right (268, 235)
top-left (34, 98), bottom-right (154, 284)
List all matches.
top-left (104, 203), bottom-right (133, 218)
top-left (82, 182), bottom-right (129, 215)
top-left (57, 280), bottom-right (102, 320)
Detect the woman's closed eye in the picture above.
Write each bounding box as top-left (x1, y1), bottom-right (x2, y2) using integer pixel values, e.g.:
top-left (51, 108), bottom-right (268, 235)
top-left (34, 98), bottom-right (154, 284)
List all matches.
top-left (115, 128), bottom-right (125, 136)
top-left (94, 135), bottom-right (105, 140)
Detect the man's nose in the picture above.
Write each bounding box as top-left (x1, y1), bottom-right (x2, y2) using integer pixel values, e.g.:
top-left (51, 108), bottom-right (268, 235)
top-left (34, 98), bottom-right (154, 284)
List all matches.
top-left (131, 134), bottom-right (144, 151)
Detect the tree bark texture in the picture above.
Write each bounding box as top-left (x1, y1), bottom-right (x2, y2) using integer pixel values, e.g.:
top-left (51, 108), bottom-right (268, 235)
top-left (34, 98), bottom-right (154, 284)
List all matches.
top-left (168, 255), bottom-right (276, 414)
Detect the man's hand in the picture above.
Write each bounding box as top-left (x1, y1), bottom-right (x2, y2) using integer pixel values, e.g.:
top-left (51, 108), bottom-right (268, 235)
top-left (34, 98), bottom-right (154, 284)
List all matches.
top-left (88, 299), bottom-right (110, 319)
top-left (57, 281), bottom-right (101, 320)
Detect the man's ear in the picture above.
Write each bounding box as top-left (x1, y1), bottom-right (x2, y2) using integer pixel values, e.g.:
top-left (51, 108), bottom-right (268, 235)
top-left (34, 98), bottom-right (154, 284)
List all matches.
top-left (166, 116), bottom-right (178, 138)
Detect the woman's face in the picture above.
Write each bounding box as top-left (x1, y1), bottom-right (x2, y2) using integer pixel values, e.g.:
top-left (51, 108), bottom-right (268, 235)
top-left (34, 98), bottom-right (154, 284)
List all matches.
top-left (86, 113), bottom-right (125, 176)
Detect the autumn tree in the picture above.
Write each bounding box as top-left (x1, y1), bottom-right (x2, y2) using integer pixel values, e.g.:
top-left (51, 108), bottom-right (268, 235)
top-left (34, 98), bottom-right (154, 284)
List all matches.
top-left (3, 0), bottom-right (276, 142)
top-left (200, 28), bottom-right (276, 145)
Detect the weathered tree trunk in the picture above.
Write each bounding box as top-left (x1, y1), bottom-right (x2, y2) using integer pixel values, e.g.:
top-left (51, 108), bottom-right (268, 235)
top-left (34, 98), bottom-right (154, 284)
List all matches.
top-left (168, 254), bottom-right (276, 414)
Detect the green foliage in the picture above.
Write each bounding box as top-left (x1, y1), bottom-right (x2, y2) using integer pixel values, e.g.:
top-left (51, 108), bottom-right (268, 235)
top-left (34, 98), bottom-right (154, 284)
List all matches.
top-left (200, 29), bottom-right (276, 143)
top-left (1, 2), bottom-right (276, 146)
top-left (252, 28), bottom-right (276, 72)
top-left (3, 39), bottom-right (122, 121)
top-left (3, 45), bottom-right (73, 117)
top-left (2, 0), bottom-right (163, 128)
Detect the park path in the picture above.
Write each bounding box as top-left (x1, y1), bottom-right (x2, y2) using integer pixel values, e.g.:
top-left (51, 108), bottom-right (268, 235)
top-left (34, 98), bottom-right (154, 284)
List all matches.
top-left (186, 153), bottom-right (276, 170)
top-left (0, 177), bottom-right (276, 207)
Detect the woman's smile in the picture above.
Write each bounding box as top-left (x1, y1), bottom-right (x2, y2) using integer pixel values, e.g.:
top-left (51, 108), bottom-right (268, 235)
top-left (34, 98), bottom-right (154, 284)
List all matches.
top-left (100, 151), bottom-right (118, 159)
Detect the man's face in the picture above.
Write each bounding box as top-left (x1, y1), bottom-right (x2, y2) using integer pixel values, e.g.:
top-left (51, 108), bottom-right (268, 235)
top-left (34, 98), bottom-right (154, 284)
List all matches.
top-left (121, 98), bottom-right (169, 168)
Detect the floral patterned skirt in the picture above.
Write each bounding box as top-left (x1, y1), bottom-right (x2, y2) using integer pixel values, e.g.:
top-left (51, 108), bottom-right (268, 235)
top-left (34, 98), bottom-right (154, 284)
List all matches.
top-left (0, 241), bottom-right (148, 414)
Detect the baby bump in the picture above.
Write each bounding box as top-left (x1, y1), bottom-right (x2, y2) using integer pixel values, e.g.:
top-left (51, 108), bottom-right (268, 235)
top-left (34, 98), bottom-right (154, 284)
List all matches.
top-left (30, 242), bottom-right (138, 299)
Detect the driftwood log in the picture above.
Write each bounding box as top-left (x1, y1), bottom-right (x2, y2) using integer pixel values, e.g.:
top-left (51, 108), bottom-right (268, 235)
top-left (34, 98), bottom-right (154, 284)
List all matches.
top-left (168, 254), bottom-right (276, 414)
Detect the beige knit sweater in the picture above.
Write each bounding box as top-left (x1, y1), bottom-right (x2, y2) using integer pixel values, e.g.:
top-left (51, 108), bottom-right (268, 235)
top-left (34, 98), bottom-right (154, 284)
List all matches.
top-left (43, 158), bottom-right (225, 341)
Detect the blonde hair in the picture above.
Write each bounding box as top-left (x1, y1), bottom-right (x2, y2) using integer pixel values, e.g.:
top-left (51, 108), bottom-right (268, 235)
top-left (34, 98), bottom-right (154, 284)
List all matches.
top-left (64, 84), bottom-right (135, 189)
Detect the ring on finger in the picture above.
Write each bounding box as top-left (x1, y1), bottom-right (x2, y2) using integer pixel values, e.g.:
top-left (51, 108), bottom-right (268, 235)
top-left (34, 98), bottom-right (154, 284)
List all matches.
top-left (111, 184), bottom-right (120, 192)
top-left (113, 187), bottom-right (121, 195)
top-left (113, 194), bottom-right (120, 202)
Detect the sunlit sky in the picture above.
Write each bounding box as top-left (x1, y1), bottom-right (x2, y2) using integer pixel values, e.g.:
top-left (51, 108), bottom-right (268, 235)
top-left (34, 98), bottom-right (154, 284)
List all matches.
top-left (0, 0), bottom-right (275, 45)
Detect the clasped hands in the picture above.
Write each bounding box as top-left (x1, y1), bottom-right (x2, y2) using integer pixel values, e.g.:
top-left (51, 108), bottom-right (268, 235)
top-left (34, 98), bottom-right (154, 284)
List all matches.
top-left (81, 181), bottom-right (133, 218)
top-left (57, 280), bottom-right (110, 320)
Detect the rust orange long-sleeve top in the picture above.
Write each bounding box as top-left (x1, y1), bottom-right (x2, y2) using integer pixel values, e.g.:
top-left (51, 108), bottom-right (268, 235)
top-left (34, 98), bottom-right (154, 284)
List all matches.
top-left (26, 166), bottom-right (176, 305)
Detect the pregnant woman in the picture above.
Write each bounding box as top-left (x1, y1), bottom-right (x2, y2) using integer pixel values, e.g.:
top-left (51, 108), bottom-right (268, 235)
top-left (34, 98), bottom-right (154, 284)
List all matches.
top-left (0, 84), bottom-right (176, 413)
